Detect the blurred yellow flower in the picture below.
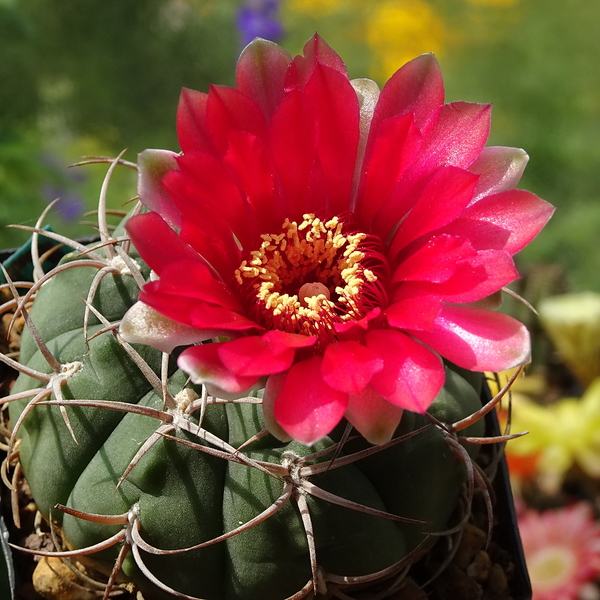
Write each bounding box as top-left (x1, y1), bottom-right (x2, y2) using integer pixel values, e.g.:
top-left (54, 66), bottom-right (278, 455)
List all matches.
top-left (506, 377), bottom-right (600, 493)
top-left (366, 0), bottom-right (445, 82)
top-left (538, 292), bottom-right (600, 387)
top-left (285, 0), bottom-right (343, 17)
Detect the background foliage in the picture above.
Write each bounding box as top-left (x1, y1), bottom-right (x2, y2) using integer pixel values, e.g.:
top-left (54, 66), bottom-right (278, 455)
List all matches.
top-left (1, 0), bottom-right (599, 292)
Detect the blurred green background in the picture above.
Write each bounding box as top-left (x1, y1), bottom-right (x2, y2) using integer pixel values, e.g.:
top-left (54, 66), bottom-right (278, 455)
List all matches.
top-left (1, 0), bottom-right (599, 293)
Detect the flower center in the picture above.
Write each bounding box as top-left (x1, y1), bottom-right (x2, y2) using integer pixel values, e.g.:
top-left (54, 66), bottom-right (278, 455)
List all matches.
top-left (527, 545), bottom-right (577, 592)
top-left (234, 213), bottom-right (387, 346)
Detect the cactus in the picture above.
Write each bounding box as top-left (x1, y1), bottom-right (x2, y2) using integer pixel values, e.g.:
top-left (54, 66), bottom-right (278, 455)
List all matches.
top-left (0, 175), bottom-right (498, 600)
top-left (0, 34), bottom-right (553, 600)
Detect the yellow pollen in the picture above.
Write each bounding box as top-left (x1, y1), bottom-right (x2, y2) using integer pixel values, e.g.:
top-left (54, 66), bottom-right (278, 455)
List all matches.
top-left (234, 213), bottom-right (381, 341)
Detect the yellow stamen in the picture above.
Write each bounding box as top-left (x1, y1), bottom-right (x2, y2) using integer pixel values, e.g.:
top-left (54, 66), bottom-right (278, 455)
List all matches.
top-left (234, 213), bottom-right (383, 344)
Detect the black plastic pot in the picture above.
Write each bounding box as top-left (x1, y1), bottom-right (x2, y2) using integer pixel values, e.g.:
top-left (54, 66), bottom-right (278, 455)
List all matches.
top-left (485, 400), bottom-right (532, 600)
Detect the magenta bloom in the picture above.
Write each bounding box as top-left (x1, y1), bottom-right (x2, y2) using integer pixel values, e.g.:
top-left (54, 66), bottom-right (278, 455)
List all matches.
top-left (121, 35), bottom-right (553, 445)
top-left (519, 503), bottom-right (600, 600)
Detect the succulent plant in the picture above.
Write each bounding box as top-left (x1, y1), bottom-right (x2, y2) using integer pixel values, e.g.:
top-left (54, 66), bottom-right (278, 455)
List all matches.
top-left (0, 170), bottom-right (500, 600)
top-left (0, 34), bottom-right (552, 600)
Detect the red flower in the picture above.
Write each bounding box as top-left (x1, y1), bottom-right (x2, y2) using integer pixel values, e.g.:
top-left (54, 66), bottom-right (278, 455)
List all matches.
top-left (120, 35), bottom-right (554, 445)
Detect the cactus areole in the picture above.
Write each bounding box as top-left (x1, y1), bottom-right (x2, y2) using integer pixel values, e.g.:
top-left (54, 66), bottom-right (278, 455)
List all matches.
top-left (4, 34), bottom-right (552, 600)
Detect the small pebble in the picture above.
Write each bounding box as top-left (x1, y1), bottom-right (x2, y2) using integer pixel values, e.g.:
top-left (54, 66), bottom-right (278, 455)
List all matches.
top-left (32, 557), bottom-right (97, 600)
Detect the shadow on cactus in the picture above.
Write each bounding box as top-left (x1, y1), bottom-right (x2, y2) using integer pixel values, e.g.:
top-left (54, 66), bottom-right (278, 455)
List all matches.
top-left (0, 34), bottom-right (552, 600)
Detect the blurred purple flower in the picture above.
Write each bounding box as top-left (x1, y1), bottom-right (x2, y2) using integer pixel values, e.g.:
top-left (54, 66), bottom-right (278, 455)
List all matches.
top-left (236, 0), bottom-right (284, 47)
top-left (40, 153), bottom-right (86, 221)
top-left (41, 184), bottom-right (85, 221)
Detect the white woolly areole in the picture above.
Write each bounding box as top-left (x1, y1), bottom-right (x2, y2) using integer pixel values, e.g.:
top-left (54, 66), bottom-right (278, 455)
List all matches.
top-left (109, 255), bottom-right (138, 276)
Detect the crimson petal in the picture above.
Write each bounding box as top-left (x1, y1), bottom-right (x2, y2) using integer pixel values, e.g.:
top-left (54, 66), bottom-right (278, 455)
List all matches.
top-left (386, 166), bottom-right (479, 262)
top-left (176, 88), bottom-right (213, 154)
top-left (126, 212), bottom-right (200, 276)
top-left (370, 53), bottom-right (444, 131)
top-left (356, 113), bottom-right (422, 226)
top-left (274, 356), bottom-right (348, 445)
top-left (148, 260), bottom-right (242, 311)
top-left (385, 297), bottom-right (442, 331)
top-left (285, 34), bottom-right (348, 91)
top-left (178, 343), bottom-right (260, 394)
top-left (218, 336), bottom-right (296, 377)
top-left (394, 249), bottom-right (518, 304)
top-left (171, 151), bottom-right (261, 249)
top-left (179, 220), bottom-right (241, 280)
top-left (321, 340), bottom-right (384, 394)
top-left (270, 89), bottom-right (325, 220)
top-left (303, 64), bottom-right (360, 214)
top-left (223, 132), bottom-right (284, 231)
top-left (236, 38), bottom-right (292, 120)
top-left (366, 329), bottom-right (445, 413)
top-left (391, 234), bottom-right (478, 284)
top-left (206, 85), bottom-right (269, 155)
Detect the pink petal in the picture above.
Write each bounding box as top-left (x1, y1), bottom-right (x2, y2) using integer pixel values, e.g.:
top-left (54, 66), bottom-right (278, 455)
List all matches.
top-left (443, 189), bottom-right (555, 255)
top-left (345, 386), bottom-right (404, 445)
top-left (263, 372), bottom-right (293, 442)
top-left (385, 297), bottom-right (442, 331)
top-left (218, 336), bottom-right (296, 377)
top-left (235, 38), bottom-right (291, 120)
top-left (391, 234), bottom-right (477, 284)
top-left (176, 88), bottom-right (213, 154)
top-left (120, 301), bottom-right (209, 353)
top-left (366, 329), bottom-right (444, 413)
top-left (333, 307), bottom-right (382, 341)
top-left (137, 149), bottom-right (182, 230)
top-left (370, 53), bottom-right (444, 130)
top-left (469, 146), bottom-right (529, 202)
top-left (414, 102), bottom-right (491, 175)
top-left (262, 330), bottom-right (317, 354)
top-left (411, 305), bottom-right (531, 372)
top-left (205, 84), bottom-right (269, 155)
top-left (321, 340), bottom-right (384, 394)
top-left (303, 64), bottom-right (360, 214)
top-left (394, 249), bottom-right (518, 304)
top-left (274, 356), bottom-right (348, 445)
top-left (126, 212), bottom-right (200, 275)
top-left (178, 343), bottom-right (260, 394)
top-left (386, 166), bottom-right (479, 262)
top-left (284, 34), bottom-right (348, 90)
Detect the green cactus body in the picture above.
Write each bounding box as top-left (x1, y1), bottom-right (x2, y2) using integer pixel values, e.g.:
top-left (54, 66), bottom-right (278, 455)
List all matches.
top-left (8, 245), bottom-right (485, 600)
